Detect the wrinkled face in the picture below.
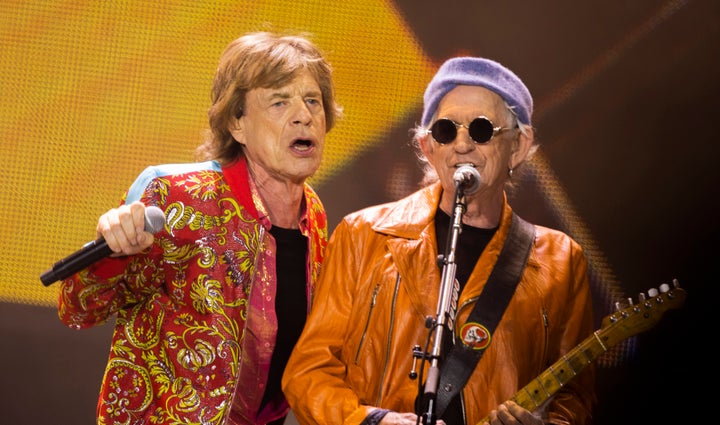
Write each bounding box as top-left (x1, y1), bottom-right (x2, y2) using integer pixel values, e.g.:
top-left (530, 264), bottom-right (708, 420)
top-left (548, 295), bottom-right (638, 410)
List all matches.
top-left (230, 69), bottom-right (326, 184)
top-left (420, 85), bottom-right (528, 199)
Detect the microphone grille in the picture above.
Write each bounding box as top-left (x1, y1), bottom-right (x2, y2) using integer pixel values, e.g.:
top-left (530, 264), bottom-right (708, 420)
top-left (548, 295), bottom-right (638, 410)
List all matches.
top-left (453, 165), bottom-right (481, 195)
top-left (144, 206), bottom-right (166, 234)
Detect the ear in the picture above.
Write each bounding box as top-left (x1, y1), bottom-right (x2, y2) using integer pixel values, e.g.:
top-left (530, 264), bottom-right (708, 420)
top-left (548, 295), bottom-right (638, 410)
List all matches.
top-left (229, 117), bottom-right (246, 145)
top-left (509, 127), bottom-right (534, 169)
top-left (418, 131), bottom-right (434, 159)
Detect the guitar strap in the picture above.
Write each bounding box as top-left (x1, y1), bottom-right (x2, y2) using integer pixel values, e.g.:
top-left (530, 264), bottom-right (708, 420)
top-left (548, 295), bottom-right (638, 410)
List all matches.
top-left (434, 212), bottom-right (535, 418)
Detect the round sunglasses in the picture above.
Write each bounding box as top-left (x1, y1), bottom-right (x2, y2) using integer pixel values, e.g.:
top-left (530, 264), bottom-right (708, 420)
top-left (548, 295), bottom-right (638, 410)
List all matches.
top-left (429, 116), bottom-right (514, 144)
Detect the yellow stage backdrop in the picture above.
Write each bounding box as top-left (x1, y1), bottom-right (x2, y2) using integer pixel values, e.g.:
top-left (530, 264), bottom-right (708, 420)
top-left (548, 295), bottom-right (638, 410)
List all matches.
top-left (0, 1), bottom-right (435, 306)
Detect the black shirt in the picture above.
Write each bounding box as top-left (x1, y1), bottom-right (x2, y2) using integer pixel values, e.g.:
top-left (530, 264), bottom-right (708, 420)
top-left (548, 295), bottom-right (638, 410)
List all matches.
top-left (434, 208), bottom-right (497, 425)
top-left (434, 208), bottom-right (497, 292)
top-left (260, 226), bottom-right (308, 410)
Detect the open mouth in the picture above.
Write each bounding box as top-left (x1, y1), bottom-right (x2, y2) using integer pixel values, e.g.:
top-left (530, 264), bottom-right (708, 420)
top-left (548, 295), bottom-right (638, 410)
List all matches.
top-left (293, 139), bottom-right (313, 147)
top-left (291, 138), bottom-right (315, 152)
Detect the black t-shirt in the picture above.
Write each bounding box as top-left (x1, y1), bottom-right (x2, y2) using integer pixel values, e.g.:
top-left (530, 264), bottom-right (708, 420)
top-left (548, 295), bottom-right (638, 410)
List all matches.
top-left (260, 226), bottom-right (308, 410)
top-left (434, 208), bottom-right (497, 425)
top-left (434, 208), bottom-right (497, 292)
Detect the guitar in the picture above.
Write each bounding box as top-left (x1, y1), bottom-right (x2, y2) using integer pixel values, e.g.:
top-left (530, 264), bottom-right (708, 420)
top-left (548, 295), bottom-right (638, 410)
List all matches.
top-left (477, 279), bottom-right (686, 424)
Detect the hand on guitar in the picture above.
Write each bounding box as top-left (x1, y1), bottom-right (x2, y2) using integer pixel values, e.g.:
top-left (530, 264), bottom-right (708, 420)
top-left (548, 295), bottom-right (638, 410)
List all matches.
top-left (482, 401), bottom-right (542, 425)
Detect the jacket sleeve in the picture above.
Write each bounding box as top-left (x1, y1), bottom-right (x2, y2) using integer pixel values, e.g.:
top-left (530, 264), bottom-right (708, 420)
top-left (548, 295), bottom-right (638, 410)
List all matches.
top-left (282, 218), bottom-right (375, 425)
top-left (546, 239), bottom-right (597, 425)
top-left (57, 172), bottom-right (167, 330)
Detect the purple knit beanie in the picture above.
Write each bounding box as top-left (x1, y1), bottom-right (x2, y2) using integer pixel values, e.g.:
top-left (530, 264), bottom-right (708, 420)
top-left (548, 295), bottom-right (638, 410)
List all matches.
top-left (421, 57), bottom-right (533, 127)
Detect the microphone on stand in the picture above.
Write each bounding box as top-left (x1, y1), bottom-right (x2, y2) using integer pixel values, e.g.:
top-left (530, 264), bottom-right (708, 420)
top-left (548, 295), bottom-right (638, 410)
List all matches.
top-left (453, 165), bottom-right (481, 195)
top-left (417, 166), bottom-right (481, 423)
top-left (40, 206), bottom-right (166, 286)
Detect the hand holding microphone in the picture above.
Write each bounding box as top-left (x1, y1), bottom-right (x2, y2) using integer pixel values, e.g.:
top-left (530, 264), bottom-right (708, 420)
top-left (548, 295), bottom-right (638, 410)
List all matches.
top-left (40, 202), bottom-right (166, 286)
top-left (98, 202), bottom-right (164, 255)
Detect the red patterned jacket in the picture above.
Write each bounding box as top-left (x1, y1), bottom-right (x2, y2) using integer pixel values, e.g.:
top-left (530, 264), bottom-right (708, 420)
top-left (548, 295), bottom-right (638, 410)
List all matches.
top-left (58, 157), bottom-right (328, 424)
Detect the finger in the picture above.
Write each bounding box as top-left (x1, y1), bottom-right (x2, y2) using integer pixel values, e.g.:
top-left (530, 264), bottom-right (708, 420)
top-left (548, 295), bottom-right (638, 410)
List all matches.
top-left (127, 201), bottom-right (149, 245)
top-left (97, 209), bottom-right (122, 253)
top-left (487, 409), bottom-right (500, 425)
top-left (496, 403), bottom-right (515, 424)
top-left (113, 204), bottom-right (138, 252)
top-left (504, 401), bottom-right (539, 425)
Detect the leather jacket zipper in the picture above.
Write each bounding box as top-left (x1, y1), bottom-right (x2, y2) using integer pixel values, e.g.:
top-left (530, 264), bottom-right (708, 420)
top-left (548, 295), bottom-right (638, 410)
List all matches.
top-left (355, 283), bottom-right (381, 364)
top-left (542, 308), bottom-right (549, 362)
top-left (375, 273), bottom-right (401, 404)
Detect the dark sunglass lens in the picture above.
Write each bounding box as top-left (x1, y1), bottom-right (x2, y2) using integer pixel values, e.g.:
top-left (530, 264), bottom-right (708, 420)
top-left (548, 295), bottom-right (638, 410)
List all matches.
top-left (431, 119), bottom-right (457, 144)
top-left (468, 117), bottom-right (494, 144)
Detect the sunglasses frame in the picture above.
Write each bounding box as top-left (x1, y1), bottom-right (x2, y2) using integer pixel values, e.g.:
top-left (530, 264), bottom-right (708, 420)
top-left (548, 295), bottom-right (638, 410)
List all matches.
top-left (428, 116), bottom-right (513, 145)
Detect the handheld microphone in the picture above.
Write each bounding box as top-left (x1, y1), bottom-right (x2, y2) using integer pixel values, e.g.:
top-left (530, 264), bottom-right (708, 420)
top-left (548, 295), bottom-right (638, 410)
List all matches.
top-left (453, 165), bottom-right (481, 195)
top-left (40, 206), bottom-right (166, 287)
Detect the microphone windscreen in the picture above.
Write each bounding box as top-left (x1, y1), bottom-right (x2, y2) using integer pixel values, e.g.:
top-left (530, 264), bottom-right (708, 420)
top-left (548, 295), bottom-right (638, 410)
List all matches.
top-left (453, 165), bottom-right (481, 195)
top-left (144, 206), bottom-right (166, 233)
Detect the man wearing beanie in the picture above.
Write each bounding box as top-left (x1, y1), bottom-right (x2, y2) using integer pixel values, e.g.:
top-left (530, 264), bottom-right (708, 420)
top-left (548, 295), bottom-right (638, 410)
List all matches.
top-left (284, 57), bottom-right (596, 425)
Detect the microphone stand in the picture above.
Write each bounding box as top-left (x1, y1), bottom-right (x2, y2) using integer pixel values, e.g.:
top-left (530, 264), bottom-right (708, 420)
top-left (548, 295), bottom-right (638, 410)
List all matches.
top-left (419, 184), bottom-right (468, 425)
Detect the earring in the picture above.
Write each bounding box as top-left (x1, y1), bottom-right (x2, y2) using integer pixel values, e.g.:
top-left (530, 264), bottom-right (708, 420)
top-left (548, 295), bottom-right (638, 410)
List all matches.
top-left (508, 167), bottom-right (514, 178)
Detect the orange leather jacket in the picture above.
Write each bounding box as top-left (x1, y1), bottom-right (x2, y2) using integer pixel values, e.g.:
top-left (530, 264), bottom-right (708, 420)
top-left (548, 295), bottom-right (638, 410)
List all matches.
top-left (283, 183), bottom-right (596, 425)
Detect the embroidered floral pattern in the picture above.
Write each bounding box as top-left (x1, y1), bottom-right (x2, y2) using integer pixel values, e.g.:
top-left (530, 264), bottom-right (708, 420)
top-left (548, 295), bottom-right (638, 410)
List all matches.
top-left (59, 161), bottom-right (327, 424)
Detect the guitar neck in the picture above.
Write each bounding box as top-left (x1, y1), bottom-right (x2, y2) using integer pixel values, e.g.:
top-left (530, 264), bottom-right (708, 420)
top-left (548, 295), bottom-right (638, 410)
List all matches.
top-left (476, 283), bottom-right (686, 424)
top-left (476, 330), bottom-right (606, 424)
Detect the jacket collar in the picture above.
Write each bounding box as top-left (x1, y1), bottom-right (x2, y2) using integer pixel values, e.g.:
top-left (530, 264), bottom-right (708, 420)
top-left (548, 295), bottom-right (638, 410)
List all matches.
top-left (371, 182), bottom-right (515, 243)
top-left (375, 182), bottom-right (521, 314)
top-left (222, 157), bottom-right (313, 232)
top-left (371, 183), bottom-right (443, 239)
